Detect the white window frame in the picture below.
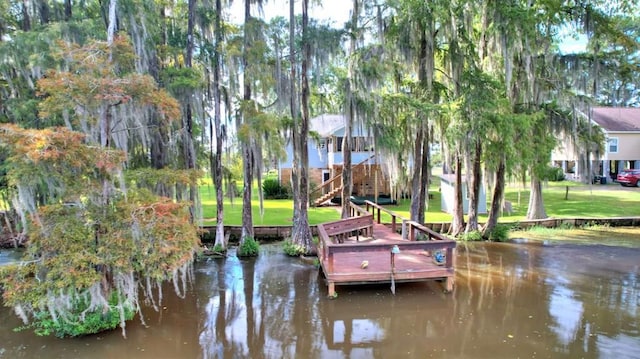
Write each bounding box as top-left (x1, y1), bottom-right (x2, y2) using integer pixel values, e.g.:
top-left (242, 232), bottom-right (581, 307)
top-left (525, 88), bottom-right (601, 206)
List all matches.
top-left (608, 137), bottom-right (618, 153)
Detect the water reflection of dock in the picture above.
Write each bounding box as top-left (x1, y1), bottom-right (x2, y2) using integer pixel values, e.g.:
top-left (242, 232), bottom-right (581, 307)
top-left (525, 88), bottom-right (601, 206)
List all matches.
top-left (318, 282), bottom-right (458, 356)
top-left (317, 202), bottom-right (456, 297)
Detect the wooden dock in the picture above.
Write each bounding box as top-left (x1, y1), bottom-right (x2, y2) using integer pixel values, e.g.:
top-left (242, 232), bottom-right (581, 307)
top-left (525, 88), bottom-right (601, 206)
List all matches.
top-left (316, 201), bottom-right (456, 297)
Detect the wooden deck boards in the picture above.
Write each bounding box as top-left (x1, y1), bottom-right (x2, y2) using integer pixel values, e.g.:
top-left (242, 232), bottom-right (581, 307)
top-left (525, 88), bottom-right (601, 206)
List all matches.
top-left (324, 246), bottom-right (453, 283)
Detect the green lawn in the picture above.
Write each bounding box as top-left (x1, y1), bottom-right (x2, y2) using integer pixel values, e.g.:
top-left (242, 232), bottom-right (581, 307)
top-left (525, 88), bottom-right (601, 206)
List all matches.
top-left (200, 184), bottom-right (342, 226)
top-left (200, 180), bottom-right (640, 226)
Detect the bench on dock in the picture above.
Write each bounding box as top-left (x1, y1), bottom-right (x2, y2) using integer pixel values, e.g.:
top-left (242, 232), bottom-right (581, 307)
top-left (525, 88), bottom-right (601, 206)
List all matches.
top-left (321, 215), bottom-right (374, 243)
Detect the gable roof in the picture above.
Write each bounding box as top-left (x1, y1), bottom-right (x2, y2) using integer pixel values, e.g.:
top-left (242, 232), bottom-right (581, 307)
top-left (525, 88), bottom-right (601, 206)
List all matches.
top-left (310, 114), bottom-right (345, 137)
top-left (591, 107), bottom-right (640, 132)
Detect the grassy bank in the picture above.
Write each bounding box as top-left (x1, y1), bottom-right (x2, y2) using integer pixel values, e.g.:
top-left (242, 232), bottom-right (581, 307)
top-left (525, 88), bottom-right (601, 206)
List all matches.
top-left (509, 225), bottom-right (640, 248)
top-left (199, 178), bottom-right (640, 226)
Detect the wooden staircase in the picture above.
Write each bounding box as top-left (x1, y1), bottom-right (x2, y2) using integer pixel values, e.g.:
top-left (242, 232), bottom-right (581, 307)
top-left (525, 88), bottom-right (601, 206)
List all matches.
top-left (314, 186), bottom-right (343, 206)
top-left (311, 154), bottom-right (376, 207)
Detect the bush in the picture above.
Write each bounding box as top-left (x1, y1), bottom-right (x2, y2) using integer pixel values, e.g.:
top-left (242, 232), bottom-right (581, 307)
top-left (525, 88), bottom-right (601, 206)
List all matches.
top-left (262, 178), bottom-right (289, 199)
top-left (282, 240), bottom-right (306, 256)
top-left (485, 224), bottom-right (510, 242)
top-left (459, 230), bottom-right (482, 242)
top-left (545, 166), bottom-right (565, 181)
top-left (237, 236), bottom-right (260, 257)
top-left (22, 292), bottom-right (136, 338)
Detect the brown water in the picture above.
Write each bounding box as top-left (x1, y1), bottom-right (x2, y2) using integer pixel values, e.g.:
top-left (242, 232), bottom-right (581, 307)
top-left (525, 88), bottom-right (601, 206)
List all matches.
top-left (1, 241), bottom-right (639, 359)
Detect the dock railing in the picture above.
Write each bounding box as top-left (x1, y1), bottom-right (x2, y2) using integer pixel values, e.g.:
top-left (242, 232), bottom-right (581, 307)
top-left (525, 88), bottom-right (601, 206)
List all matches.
top-left (317, 202), bottom-right (373, 247)
top-left (317, 201), bottom-right (456, 282)
top-left (364, 200), bottom-right (448, 242)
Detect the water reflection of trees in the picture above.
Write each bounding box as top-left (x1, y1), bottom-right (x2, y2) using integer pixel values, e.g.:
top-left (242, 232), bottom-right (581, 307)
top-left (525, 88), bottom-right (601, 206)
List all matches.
top-left (257, 257), bottom-right (323, 358)
top-left (195, 243), bottom-right (639, 358)
top-left (198, 246), bottom-right (325, 359)
top-left (199, 256), bottom-right (246, 358)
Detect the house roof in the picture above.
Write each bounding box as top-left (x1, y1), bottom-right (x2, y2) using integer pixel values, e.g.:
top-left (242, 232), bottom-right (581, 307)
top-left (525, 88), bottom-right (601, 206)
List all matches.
top-left (591, 107), bottom-right (640, 132)
top-left (310, 114), bottom-right (345, 137)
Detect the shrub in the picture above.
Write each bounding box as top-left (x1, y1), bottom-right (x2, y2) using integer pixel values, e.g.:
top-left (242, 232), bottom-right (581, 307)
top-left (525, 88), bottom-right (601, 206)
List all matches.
top-left (237, 236), bottom-right (260, 257)
top-left (282, 240), bottom-right (306, 256)
top-left (212, 244), bottom-right (226, 253)
top-left (262, 178), bottom-right (289, 199)
top-left (459, 230), bottom-right (483, 242)
top-left (21, 292), bottom-right (136, 338)
top-left (485, 224), bottom-right (510, 242)
top-left (545, 166), bottom-right (565, 181)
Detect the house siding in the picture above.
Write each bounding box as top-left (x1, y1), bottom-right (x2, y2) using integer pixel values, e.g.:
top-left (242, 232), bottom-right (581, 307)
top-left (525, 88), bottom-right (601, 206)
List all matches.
top-left (552, 108), bottom-right (640, 181)
top-left (278, 168), bottom-right (325, 189)
top-left (605, 132), bottom-right (640, 160)
top-left (280, 139), bottom-right (327, 169)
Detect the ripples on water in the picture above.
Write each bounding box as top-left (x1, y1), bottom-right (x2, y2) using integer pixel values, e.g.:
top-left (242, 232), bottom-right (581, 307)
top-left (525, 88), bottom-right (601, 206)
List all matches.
top-left (0, 242), bottom-right (638, 359)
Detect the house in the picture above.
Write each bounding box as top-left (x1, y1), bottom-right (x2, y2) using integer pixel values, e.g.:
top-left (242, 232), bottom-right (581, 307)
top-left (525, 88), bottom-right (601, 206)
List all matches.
top-left (278, 114), bottom-right (390, 205)
top-left (551, 107), bottom-right (640, 182)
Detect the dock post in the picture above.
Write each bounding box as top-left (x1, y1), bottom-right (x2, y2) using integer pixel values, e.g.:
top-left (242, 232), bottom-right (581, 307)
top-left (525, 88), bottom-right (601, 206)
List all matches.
top-left (328, 282), bottom-right (336, 298)
top-left (445, 277), bottom-right (454, 293)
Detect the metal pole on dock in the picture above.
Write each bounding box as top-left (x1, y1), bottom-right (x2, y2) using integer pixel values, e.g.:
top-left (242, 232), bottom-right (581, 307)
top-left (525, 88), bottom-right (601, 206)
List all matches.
top-left (390, 245), bottom-right (400, 295)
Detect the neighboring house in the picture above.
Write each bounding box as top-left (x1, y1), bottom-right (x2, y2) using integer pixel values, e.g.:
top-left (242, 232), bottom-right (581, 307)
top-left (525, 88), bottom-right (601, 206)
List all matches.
top-left (278, 114), bottom-right (390, 205)
top-left (551, 107), bottom-right (640, 182)
top-left (439, 174), bottom-right (487, 215)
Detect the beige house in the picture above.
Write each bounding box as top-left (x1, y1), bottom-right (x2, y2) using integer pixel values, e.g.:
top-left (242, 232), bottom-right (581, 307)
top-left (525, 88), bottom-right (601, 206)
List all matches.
top-left (552, 107), bottom-right (640, 182)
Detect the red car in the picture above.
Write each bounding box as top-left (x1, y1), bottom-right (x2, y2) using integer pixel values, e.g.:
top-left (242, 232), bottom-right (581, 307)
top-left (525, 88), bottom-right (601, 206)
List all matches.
top-left (617, 169), bottom-right (640, 187)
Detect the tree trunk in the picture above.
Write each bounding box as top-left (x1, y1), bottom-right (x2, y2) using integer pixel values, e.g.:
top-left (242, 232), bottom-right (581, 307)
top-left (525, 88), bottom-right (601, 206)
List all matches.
top-left (289, 0), bottom-right (300, 227)
top-left (409, 127), bottom-right (424, 222)
top-left (482, 156), bottom-right (506, 237)
top-left (291, 0), bottom-right (314, 254)
top-left (417, 128), bottom-right (430, 223)
top-left (185, 0), bottom-right (198, 222)
top-left (38, 0), bottom-right (50, 25)
top-left (341, 0), bottom-right (359, 219)
top-left (107, 0), bottom-right (117, 45)
top-left (240, 0), bottom-right (254, 243)
top-left (64, 0), bottom-right (72, 21)
top-left (21, 0), bottom-right (31, 31)
top-left (341, 108), bottom-right (353, 219)
top-left (465, 139), bottom-right (482, 233)
top-left (410, 22), bottom-right (433, 225)
top-left (212, 0), bottom-right (225, 249)
top-left (450, 154), bottom-right (465, 236)
top-left (526, 175), bottom-right (547, 219)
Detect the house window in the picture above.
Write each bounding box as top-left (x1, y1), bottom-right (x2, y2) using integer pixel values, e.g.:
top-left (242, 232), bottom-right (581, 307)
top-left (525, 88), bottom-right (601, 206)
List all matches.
top-left (608, 137), bottom-right (618, 153)
top-left (335, 137), bottom-right (343, 152)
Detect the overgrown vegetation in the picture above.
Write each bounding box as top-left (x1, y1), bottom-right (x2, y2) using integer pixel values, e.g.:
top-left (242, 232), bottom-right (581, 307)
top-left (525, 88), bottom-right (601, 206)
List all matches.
top-left (237, 236), bottom-right (260, 257)
top-left (459, 230), bottom-right (483, 242)
top-left (0, 38), bottom-right (200, 337)
top-left (18, 292), bottom-right (136, 338)
top-left (483, 224), bottom-right (511, 242)
top-left (282, 239), bottom-right (306, 256)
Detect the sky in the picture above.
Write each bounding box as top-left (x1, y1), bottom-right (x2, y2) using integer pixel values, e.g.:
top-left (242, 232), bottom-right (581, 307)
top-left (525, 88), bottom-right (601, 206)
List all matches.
top-left (229, 0), bottom-right (352, 27)
top-left (229, 0), bottom-right (587, 53)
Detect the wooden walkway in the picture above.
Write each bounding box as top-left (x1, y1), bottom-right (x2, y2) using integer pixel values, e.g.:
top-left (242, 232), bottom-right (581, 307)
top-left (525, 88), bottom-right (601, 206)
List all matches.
top-left (317, 201), bottom-right (456, 297)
